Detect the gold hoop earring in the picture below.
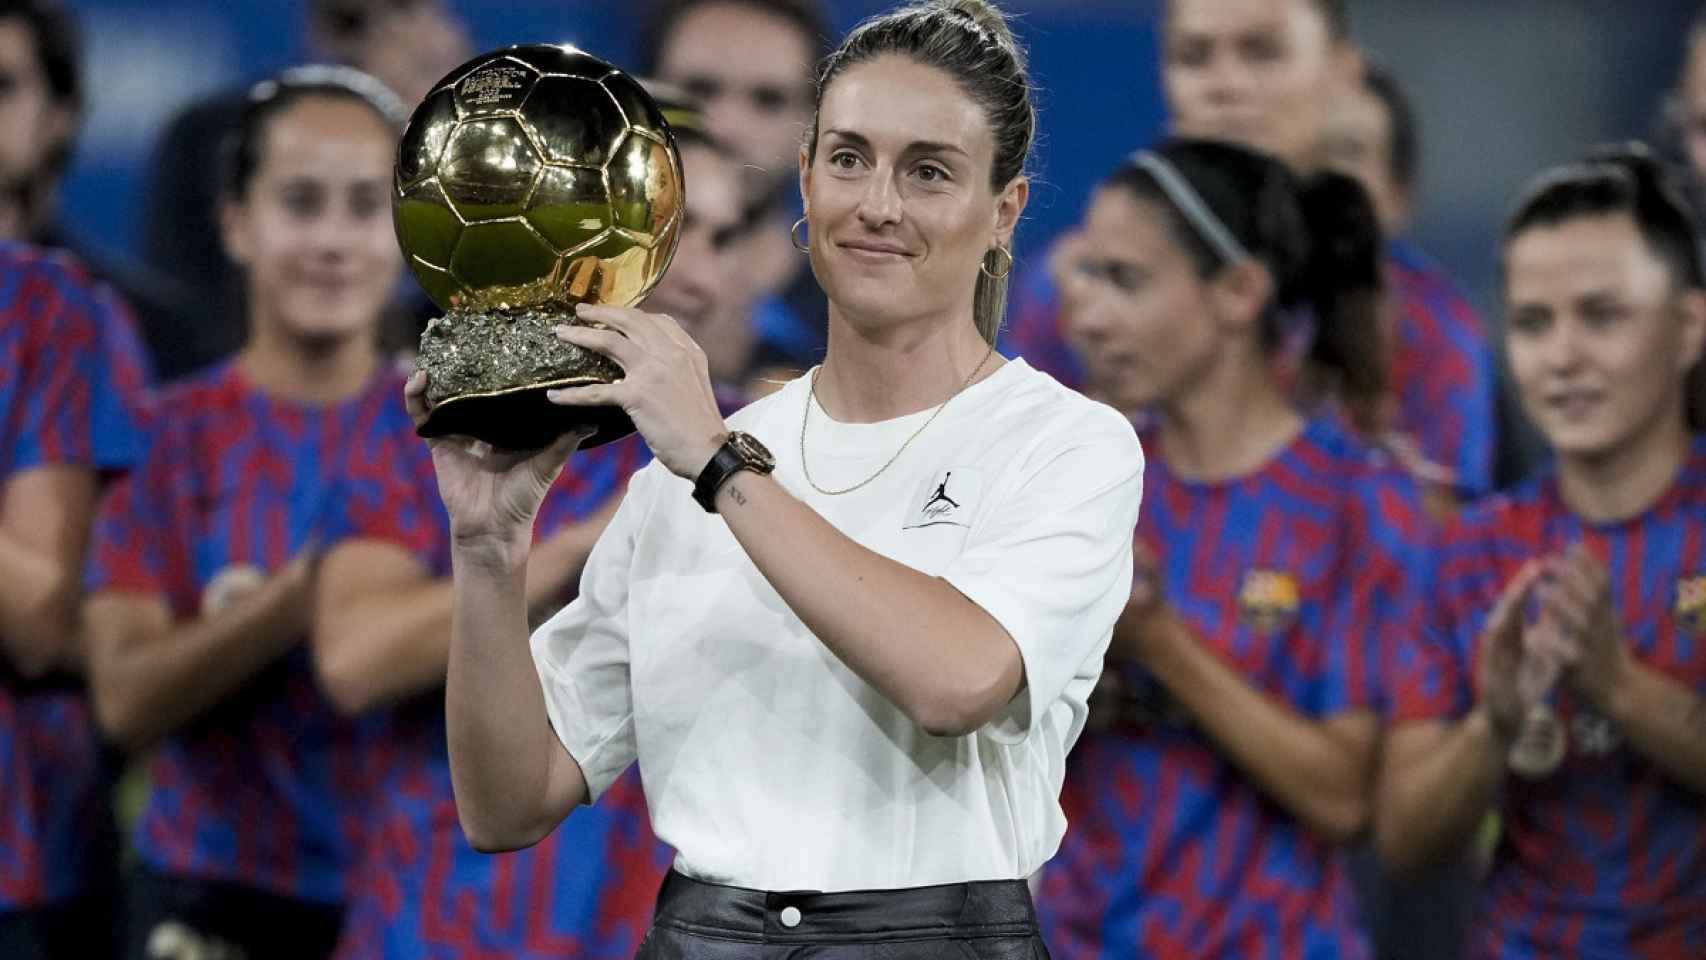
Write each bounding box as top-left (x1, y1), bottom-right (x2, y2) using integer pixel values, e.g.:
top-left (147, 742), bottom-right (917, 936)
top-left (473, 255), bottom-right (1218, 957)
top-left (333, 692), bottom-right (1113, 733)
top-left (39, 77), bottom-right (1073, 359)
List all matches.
top-left (980, 244), bottom-right (1013, 280)
top-left (791, 216), bottom-right (810, 253)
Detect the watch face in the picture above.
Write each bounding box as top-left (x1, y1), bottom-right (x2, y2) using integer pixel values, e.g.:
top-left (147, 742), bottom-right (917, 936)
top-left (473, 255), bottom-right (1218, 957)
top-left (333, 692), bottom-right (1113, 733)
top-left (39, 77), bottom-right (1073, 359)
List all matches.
top-left (730, 432), bottom-right (776, 471)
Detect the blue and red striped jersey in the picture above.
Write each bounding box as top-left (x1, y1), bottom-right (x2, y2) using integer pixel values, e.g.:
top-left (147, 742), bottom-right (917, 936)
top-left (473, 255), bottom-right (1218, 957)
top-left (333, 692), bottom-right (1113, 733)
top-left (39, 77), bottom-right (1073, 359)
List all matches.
top-left (999, 240), bottom-right (1495, 496)
top-left (324, 425), bottom-right (671, 960)
top-left (1387, 239), bottom-right (1495, 498)
top-left (1036, 416), bottom-right (1428, 960)
top-left (0, 243), bottom-right (149, 909)
top-left (84, 358), bottom-right (411, 903)
top-left (1391, 438), bottom-right (1706, 959)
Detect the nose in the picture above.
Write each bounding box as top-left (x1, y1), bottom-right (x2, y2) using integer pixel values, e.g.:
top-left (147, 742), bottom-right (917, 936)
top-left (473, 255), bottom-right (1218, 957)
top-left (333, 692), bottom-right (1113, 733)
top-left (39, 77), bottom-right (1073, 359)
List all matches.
top-left (671, 229), bottom-right (723, 310)
top-left (703, 97), bottom-right (746, 153)
top-left (1198, 50), bottom-right (1252, 107)
top-left (306, 206), bottom-right (362, 260)
top-left (1541, 318), bottom-right (1589, 374)
top-left (855, 166), bottom-right (902, 229)
top-left (1062, 281), bottom-right (1116, 347)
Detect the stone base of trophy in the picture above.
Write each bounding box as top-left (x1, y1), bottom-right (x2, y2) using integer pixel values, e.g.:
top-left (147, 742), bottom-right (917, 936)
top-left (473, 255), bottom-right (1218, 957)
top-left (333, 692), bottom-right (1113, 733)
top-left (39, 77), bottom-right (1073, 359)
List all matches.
top-left (415, 306), bottom-right (636, 451)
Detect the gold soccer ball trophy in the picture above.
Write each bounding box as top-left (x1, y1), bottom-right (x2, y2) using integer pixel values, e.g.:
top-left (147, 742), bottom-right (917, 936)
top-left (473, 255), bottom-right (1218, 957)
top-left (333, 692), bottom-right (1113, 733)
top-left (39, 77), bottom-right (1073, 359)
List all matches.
top-left (394, 44), bottom-right (685, 450)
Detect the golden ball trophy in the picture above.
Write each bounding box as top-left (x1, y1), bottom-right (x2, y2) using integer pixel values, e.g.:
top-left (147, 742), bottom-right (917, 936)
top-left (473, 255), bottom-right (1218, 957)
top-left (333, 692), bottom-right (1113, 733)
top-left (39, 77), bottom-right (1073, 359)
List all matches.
top-left (394, 44), bottom-right (684, 450)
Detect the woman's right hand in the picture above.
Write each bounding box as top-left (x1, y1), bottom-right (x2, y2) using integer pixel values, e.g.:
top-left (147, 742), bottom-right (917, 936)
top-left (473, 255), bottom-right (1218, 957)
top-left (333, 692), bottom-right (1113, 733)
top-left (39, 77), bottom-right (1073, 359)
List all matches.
top-left (1474, 559), bottom-right (1545, 742)
top-left (405, 371), bottom-right (590, 565)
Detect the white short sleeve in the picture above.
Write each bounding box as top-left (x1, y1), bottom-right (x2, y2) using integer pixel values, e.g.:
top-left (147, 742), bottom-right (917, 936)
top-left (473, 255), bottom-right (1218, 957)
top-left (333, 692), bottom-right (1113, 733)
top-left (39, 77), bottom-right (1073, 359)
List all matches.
top-left (940, 407), bottom-right (1143, 744)
top-left (529, 464), bottom-right (654, 801)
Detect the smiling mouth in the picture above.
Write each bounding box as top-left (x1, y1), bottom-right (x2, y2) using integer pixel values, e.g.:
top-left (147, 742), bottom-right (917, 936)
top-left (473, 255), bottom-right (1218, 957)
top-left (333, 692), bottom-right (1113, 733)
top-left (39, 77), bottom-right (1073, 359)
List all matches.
top-left (1545, 392), bottom-right (1602, 418)
top-left (838, 241), bottom-right (913, 261)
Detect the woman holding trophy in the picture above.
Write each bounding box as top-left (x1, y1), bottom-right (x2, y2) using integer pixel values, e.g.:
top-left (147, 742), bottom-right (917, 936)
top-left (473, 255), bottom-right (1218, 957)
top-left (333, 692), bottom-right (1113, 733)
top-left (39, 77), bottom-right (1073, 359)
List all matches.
top-left (406, 0), bottom-right (1142, 955)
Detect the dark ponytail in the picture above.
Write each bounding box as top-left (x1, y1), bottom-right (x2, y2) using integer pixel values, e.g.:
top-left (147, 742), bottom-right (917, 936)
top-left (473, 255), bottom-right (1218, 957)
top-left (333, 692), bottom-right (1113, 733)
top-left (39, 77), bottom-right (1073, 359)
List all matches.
top-left (1103, 137), bottom-right (1387, 428)
top-left (1294, 170), bottom-right (1386, 431)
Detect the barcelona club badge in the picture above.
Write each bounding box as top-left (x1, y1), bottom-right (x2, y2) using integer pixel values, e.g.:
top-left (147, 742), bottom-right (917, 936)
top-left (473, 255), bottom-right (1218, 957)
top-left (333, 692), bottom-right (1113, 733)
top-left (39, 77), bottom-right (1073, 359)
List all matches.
top-left (1238, 569), bottom-right (1300, 636)
top-left (1675, 574), bottom-right (1706, 636)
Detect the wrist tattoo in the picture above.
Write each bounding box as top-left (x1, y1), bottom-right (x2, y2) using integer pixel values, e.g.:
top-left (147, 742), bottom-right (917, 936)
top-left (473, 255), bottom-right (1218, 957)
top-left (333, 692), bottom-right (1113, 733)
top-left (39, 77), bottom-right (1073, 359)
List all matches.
top-left (727, 484), bottom-right (747, 507)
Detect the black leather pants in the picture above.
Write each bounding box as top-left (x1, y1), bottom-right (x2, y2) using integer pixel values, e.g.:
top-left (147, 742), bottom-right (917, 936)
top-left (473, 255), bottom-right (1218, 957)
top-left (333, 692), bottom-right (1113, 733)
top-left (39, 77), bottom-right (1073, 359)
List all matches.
top-left (635, 870), bottom-right (1051, 959)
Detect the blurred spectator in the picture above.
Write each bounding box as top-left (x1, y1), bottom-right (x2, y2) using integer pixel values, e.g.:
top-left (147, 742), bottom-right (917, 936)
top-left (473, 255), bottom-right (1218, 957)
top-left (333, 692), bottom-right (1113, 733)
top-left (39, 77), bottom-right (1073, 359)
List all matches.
top-left (313, 83), bottom-right (765, 960)
top-left (1321, 59), bottom-right (1414, 240)
top-left (642, 80), bottom-right (769, 408)
top-left (0, 243), bottom-right (149, 960)
top-left (642, 0), bottom-right (825, 175)
top-left (82, 67), bottom-right (409, 960)
top-left (0, 0), bottom-right (192, 383)
top-left (1378, 146), bottom-right (1706, 959)
top-left (137, 0), bottom-right (471, 379)
top-left (1161, 0), bottom-right (1361, 172)
top-left (316, 424), bottom-right (664, 960)
top-left (643, 0), bottom-right (832, 375)
top-left (1034, 139), bottom-right (1428, 960)
top-left (1318, 63), bottom-right (1497, 520)
top-left (1324, 65), bottom-right (1483, 960)
top-left (1007, 0), bottom-right (1497, 500)
top-left (1653, 8), bottom-right (1706, 220)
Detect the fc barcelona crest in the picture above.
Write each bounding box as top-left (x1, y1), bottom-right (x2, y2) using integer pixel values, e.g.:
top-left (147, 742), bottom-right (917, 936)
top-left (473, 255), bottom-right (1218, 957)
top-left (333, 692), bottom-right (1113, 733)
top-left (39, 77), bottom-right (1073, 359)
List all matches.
top-left (1238, 569), bottom-right (1300, 635)
top-left (1676, 574), bottom-right (1706, 636)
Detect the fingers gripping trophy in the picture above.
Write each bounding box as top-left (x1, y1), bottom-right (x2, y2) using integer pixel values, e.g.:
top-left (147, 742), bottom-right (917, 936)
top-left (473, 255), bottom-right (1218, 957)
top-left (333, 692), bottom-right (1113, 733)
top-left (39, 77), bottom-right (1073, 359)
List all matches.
top-left (396, 44), bottom-right (686, 452)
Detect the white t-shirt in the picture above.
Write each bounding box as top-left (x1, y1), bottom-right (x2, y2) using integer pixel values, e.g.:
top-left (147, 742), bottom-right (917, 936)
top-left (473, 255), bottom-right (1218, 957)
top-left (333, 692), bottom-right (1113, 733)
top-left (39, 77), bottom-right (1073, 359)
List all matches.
top-left (531, 358), bottom-right (1143, 891)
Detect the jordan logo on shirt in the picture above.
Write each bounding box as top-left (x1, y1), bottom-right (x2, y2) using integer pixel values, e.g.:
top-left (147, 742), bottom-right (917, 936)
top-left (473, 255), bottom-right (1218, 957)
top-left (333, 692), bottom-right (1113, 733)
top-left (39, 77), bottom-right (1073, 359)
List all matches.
top-left (924, 474), bottom-right (961, 516)
top-left (904, 467), bottom-right (983, 529)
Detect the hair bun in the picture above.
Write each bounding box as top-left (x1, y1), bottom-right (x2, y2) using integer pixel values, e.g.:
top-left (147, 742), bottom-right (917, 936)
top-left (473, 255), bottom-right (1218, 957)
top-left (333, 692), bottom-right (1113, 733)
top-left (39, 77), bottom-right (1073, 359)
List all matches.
top-left (939, 0), bottom-right (1024, 66)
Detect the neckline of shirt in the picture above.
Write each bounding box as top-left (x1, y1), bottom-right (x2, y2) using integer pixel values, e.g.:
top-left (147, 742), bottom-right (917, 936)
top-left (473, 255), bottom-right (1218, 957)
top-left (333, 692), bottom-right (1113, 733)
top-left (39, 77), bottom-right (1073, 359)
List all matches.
top-left (796, 357), bottom-right (1030, 458)
top-left (1535, 433), bottom-right (1706, 532)
top-left (223, 354), bottom-right (399, 415)
top-left (1143, 415), bottom-right (1332, 493)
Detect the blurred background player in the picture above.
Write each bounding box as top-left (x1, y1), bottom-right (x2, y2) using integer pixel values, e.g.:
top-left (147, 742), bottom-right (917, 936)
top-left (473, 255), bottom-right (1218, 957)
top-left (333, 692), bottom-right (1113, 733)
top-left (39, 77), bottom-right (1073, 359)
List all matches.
top-left (1166, 0), bottom-right (1494, 500)
top-left (81, 67), bottom-right (410, 960)
top-left (1377, 146), bottom-right (1706, 959)
top-left (643, 0), bottom-right (833, 380)
top-left (1653, 8), bottom-right (1706, 222)
top-left (1320, 55), bottom-right (1484, 960)
top-left (1008, 0), bottom-right (1496, 502)
top-left (1034, 139), bottom-right (1429, 959)
top-left (0, 243), bottom-right (149, 960)
top-left (137, 0), bottom-right (472, 379)
top-left (0, 0), bottom-right (189, 382)
top-left (314, 422), bottom-right (662, 960)
top-left (641, 80), bottom-right (772, 410)
top-left (310, 88), bottom-right (757, 960)
top-left (1320, 57), bottom-right (1499, 515)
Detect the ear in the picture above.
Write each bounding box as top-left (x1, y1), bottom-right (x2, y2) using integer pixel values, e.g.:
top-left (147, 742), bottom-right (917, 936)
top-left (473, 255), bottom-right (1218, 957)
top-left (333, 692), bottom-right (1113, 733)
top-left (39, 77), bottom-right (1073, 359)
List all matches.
top-left (1208, 259), bottom-right (1275, 336)
top-left (219, 195), bottom-right (253, 267)
top-left (40, 101), bottom-right (76, 162)
top-left (797, 144), bottom-right (812, 219)
top-left (1677, 287), bottom-right (1706, 376)
top-left (1332, 42), bottom-right (1366, 93)
top-left (992, 175), bottom-right (1030, 249)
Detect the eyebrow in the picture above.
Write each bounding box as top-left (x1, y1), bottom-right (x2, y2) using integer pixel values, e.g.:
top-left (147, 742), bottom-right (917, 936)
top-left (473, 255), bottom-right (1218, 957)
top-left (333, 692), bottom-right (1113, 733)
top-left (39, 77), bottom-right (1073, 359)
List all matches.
top-left (822, 128), bottom-right (970, 159)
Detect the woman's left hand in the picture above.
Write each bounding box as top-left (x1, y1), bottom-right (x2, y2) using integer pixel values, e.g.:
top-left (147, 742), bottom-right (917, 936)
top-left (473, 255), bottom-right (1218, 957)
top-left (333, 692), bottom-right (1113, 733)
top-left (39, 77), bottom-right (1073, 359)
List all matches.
top-left (1534, 543), bottom-right (1629, 710)
top-left (548, 304), bottom-right (729, 480)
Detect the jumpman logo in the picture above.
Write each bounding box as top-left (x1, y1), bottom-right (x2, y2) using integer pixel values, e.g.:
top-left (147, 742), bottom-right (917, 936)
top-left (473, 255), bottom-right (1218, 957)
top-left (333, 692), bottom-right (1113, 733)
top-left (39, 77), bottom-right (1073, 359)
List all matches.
top-left (924, 473), bottom-right (960, 513)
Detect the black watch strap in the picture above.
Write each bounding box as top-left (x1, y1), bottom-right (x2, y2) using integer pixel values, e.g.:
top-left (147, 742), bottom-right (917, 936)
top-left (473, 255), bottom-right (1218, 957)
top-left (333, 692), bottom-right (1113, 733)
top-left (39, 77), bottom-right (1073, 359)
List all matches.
top-left (692, 432), bottom-right (774, 512)
top-left (692, 441), bottom-right (746, 512)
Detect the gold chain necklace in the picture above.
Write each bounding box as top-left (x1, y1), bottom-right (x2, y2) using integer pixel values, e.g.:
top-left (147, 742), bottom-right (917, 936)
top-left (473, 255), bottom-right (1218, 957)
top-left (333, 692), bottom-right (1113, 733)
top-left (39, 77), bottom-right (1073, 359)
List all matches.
top-left (800, 347), bottom-right (995, 496)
